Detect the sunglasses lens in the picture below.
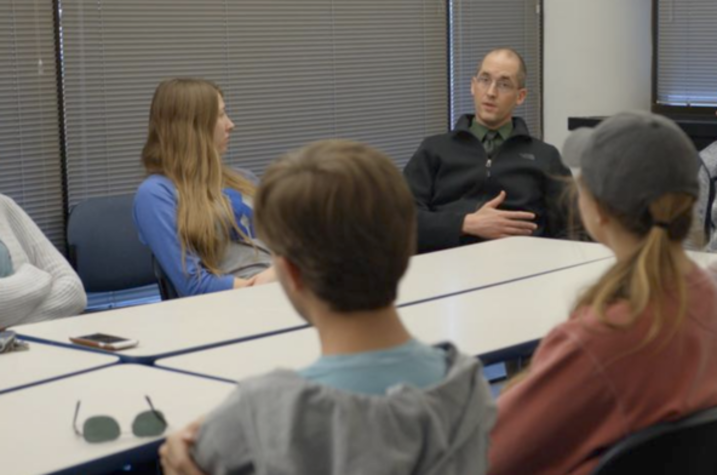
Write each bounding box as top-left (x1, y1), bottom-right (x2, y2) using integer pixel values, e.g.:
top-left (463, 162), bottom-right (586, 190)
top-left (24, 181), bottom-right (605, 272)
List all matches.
top-left (83, 416), bottom-right (121, 443)
top-left (132, 410), bottom-right (167, 437)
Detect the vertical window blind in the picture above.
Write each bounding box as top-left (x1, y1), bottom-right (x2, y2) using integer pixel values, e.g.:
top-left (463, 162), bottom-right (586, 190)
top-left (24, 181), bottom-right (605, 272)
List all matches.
top-left (450, 0), bottom-right (542, 136)
top-left (657, 0), bottom-right (717, 107)
top-left (0, 0), bottom-right (65, 246)
top-left (59, 0), bottom-right (448, 207)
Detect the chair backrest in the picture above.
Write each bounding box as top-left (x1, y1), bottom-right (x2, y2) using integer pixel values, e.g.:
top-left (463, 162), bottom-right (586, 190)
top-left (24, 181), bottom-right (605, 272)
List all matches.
top-left (152, 255), bottom-right (179, 300)
top-left (592, 406), bottom-right (717, 475)
top-left (67, 194), bottom-right (155, 293)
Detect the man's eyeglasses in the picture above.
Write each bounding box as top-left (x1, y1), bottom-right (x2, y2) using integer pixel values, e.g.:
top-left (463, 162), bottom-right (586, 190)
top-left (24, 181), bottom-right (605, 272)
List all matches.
top-left (73, 396), bottom-right (168, 443)
top-left (474, 75), bottom-right (516, 94)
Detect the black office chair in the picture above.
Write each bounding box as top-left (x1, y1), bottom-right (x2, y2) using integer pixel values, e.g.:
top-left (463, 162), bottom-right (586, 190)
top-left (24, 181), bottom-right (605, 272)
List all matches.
top-left (152, 255), bottom-right (180, 300)
top-left (67, 194), bottom-right (156, 295)
top-left (592, 406), bottom-right (717, 474)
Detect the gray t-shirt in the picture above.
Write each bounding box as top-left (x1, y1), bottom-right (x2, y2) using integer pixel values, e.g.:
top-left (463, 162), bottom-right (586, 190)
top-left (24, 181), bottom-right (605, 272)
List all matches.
top-left (218, 193), bottom-right (272, 279)
top-left (219, 240), bottom-right (272, 280)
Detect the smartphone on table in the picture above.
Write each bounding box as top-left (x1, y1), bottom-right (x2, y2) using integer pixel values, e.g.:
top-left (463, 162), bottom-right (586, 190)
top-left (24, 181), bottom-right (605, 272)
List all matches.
top-left (69, 333), bottom-right (139, 351)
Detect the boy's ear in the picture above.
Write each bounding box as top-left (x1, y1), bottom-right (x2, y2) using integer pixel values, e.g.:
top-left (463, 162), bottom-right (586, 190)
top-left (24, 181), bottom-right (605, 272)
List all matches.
top-left (274, 255), bottom-right (304, 292)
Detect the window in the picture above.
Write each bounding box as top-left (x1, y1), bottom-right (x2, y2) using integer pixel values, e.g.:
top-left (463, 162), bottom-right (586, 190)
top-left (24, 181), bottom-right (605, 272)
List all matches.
top-left (0, 1), bottom-right (65, 247)
top-left (59, 0), bottom-right (448, 209)
top-left (654, 0), bottom-right (717, 110)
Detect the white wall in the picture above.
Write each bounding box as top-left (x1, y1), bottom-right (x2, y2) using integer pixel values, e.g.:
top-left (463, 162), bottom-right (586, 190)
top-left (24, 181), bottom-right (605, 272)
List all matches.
top-left (543, 0), bottom-right (652, 150)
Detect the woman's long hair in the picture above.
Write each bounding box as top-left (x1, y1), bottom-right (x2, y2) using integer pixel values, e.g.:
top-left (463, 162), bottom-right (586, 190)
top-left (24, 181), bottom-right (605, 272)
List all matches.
top-left (142, 78), bottom-right (255, 274)
top-left (574, 182), bottom-right (695, 351)
top-left (504, 187), bottom-right (695, 394)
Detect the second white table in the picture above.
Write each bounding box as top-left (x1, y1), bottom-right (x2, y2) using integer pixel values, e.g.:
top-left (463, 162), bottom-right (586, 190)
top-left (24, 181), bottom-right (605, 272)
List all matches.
top-left (17, 237), bottom-right (611, 364)
top-left (0, 364), bottom-right (235, 475)
top-left (0, 339), bottom-right (118, 395)
top-left (157, 258), bottom-right (615, 381)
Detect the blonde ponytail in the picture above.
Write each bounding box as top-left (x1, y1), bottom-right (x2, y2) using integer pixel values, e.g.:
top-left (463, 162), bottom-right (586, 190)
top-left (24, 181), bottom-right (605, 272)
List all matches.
top-left (574, 193), bottom-right (695, 350)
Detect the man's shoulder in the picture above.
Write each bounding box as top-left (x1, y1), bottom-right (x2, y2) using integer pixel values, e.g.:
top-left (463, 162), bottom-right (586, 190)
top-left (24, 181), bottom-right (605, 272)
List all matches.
top-left (417, 114), bottom-right (473, 148)
top-left (202, 370), bottom-right (306, 426)
top-left (420, 129), bottom-right (459, 147)
top-left (509, 130), bottom-right (560, 164)
top-left (235, 369), bottom-right (310, 400)
top-left (520, 135), bottom-right (560, 156)
top-left (510, 118), bottom-right (556, 149)
top-left (407, 131), bottom-right (465, 168)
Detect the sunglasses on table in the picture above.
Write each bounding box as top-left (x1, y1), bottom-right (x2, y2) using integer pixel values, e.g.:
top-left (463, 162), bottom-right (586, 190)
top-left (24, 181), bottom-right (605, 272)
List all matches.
top-left (73, 395), bottom-right (168, 443)
top-left (0, 331), bottom-right (29, 354)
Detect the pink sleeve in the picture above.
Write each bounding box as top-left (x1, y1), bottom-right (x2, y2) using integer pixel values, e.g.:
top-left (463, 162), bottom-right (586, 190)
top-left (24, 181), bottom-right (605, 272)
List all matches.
top-left (488, 326), bottom-right (624, 475)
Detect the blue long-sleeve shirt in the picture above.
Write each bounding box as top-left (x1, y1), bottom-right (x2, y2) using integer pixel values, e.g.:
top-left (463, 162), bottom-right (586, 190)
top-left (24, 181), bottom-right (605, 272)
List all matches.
top-left (133, 174), bottom-right (268, 296)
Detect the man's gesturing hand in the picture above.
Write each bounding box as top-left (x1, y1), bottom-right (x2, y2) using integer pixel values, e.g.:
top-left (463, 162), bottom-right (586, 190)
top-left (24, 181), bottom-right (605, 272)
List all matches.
top-left (462, 191), bottom-right (537, 240)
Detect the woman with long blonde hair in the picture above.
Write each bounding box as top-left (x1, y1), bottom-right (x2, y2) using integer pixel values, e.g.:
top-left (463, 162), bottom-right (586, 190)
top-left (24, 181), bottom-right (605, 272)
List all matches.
top-left (489, 112), bottom-right (717, 475)
top-left (134, 79), bottom-right (273, 297)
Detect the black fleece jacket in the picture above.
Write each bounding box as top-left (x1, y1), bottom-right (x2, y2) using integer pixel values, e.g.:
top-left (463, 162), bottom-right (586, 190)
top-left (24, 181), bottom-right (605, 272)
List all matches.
top-left (403, 115), bottom-right (573, 253)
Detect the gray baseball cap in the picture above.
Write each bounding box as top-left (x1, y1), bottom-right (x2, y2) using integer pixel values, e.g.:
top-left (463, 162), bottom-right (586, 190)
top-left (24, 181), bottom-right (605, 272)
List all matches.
top-left (562, 111), bottom-right (699, 219)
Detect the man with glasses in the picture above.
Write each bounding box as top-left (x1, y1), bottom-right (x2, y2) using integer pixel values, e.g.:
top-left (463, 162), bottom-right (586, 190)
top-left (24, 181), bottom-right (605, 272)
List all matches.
top-left (404, 48), bottom-right (572, 253)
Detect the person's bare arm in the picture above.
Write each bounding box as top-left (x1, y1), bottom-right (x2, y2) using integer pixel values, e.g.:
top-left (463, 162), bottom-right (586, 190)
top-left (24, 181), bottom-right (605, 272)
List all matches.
top-left (246, 267), bottom-right (276, 287)
top-left (159, 418), bottom-right (207, 475)
top-left (233, 277), bottom-right (251, 289)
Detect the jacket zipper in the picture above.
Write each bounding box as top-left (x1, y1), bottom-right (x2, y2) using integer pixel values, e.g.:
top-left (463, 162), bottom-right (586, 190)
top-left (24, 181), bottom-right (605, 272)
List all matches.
top-left (486, 137), bottom-right (510, 181)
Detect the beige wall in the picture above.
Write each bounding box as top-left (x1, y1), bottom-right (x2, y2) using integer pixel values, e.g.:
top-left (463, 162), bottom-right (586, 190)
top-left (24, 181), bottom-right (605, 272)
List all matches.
top-left (543, 0), bottom-right (652, 150)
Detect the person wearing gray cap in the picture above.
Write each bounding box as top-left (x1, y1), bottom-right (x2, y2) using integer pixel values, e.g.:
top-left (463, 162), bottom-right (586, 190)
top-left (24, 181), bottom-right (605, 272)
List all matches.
top-left (488, 111), bottom-right (717, 475)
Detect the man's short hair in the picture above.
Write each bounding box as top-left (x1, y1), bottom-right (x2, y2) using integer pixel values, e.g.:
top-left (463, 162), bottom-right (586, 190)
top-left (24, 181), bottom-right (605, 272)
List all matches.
top-left (477, 47), bottom-right (527, 89)
top-left (255, 139), bottom-right (416, 312)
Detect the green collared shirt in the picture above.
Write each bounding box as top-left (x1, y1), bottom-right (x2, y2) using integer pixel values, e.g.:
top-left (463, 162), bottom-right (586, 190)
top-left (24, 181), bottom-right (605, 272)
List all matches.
top-left (469, 119), bottom-right (513, 151)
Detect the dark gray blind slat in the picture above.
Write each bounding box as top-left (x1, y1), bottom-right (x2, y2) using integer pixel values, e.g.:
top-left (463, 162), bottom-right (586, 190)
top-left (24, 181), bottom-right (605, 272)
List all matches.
top-left (657, 0), bottom-right (717, 106)
top-left (0, 1), bottom-right (64, 247)
top-left (61, 0), bottom-right (447, 204)
top-left (450, 0), bottom-right (542, 137)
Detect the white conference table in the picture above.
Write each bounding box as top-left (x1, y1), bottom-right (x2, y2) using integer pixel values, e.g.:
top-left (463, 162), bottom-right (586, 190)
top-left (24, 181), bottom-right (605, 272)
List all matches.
top-left (396, 236), bottom-right (610, 305)
top-left (0, 339), bottom-right (118, 395)
top-left (158, 250), bottom-right (717, 382)
top-left (157, 258), bottom-right (616, 381)
top-left (0, 364), bottom-right (235, 475)
top-left (16, 237), bottom-right (611, 364)
top-left (16, 281), bottom-right (302, 364)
